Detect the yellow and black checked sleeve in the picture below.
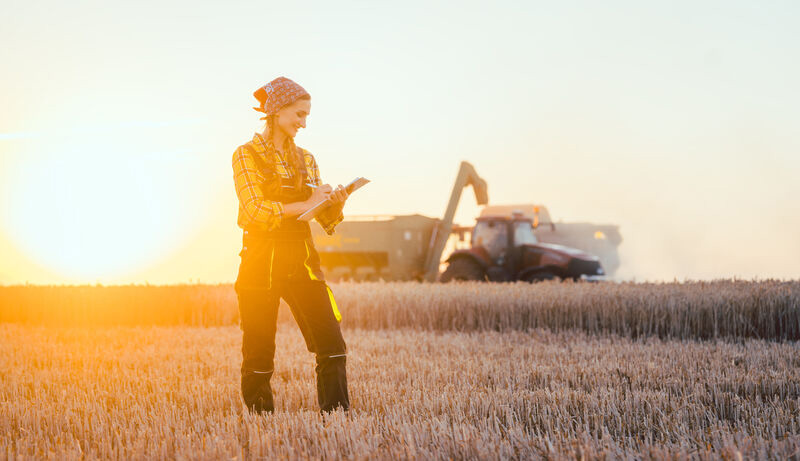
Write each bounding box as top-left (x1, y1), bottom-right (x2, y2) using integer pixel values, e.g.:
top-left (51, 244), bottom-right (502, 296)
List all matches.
top-left (232, 146), bottom-right (284, 231)
top-left (305, 152), bottom-right (344, 235)
top-left (317, 205), bottom-right (344, 235)
top-left (304, 149), bottom-right (323, 187)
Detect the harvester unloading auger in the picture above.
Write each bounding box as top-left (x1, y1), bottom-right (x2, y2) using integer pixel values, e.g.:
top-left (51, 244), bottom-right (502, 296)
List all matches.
top-left (421, 161), bottom-right (488, 281)
top-left (309, 161), bottom-right (620, 282)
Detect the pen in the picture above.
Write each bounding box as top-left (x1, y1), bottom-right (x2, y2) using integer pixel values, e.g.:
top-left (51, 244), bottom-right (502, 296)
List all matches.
top-left (307, 183), bottom-right (348, 194)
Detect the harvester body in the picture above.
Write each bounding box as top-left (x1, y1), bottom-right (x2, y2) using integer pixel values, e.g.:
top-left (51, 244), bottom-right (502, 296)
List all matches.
top-left (309, 162), bottom-right (620, 281)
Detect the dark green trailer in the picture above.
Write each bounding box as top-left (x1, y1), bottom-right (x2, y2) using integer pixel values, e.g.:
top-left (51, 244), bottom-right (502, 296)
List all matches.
top-left (311, 214), bottom-right (438, 281)
top-left (310, 161), bottom-right (488, 281)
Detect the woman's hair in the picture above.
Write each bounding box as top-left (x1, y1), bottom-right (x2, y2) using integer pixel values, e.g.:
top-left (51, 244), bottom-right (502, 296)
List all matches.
top-left (263, 94), bottom-right (310, 190)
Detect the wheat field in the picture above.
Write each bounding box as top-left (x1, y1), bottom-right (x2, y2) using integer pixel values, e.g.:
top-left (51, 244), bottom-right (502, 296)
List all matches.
top-left (1, 324), bottom-right (798, 459)
top-left (1, 280), bottom-right (799, 459)
top-left (1, 280), bottom-right (798, 340)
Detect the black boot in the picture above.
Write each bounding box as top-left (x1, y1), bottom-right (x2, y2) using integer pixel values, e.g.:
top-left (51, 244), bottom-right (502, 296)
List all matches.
top-left (241, 370), bottom-right (275, 414)
top-left (316, 355), bottom-right (349, 413)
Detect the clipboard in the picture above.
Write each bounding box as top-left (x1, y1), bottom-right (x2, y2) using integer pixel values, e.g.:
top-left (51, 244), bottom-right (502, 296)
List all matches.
top-left (297, 177), bottom-right (370, 222)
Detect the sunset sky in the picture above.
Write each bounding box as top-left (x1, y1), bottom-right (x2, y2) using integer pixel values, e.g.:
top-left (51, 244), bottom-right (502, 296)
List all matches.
top-left (1, 0), bottom-right (798, 285)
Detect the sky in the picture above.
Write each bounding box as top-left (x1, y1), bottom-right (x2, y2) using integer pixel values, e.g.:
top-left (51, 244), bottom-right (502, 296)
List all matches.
top-left (1, 0), bottom-right (798, 285)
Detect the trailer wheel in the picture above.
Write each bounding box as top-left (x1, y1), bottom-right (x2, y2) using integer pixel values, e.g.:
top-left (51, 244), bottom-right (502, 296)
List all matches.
top-left (440, 258), bottom-right (485, 282)
top-left (523, 271), bottom-right (559, 283)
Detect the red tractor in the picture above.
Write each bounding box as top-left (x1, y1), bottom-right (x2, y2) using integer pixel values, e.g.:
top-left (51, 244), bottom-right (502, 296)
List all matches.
top-left (440, 210), bottom-right (606, 282)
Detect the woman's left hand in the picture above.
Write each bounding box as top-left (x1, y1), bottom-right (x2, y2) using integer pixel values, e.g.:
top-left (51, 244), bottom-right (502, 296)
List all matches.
top-left (329, 184), bottom-right (349, 204)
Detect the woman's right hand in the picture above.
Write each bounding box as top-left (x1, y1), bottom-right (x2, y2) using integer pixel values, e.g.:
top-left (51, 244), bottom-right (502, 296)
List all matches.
top-left (308, 184), bottom-right (332, 206)
top-left (281, 184), bottom-right (334, 218)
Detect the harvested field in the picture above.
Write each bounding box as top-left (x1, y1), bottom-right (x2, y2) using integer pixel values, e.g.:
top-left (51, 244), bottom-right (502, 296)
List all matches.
top-left (1, 324), bottom-right (798, 460)
top-left (1, 280), bottom-right (798, 340)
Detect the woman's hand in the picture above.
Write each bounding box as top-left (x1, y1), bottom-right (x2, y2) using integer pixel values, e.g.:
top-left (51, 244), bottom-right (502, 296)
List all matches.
top-left (308, 184), bottom-right (333, 205)
top-left (282, 183), bottom-right (347, 219)
top-left (329, 184), bottom-right (349, 204)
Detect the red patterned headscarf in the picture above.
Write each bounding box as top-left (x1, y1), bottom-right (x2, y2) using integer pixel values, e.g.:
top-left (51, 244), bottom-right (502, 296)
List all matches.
top-left (253, 77), bottom-right (310, 119)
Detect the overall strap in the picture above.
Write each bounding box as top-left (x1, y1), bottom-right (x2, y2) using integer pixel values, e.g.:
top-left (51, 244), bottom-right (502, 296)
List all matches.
top-left (243, 143), bottom-right (308, 182)
top-left (241, 143), bottom-right (312, 203)
top-left (242, 144), bottom-right (273, 176)
top-left (240, 143), bottom-right (312, 239)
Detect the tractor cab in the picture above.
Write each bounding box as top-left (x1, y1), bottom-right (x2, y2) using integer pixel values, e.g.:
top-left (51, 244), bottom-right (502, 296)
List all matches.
top-left (472, 212), bottom-right (537, 264)
top-left (469, 213), bottom-right (540, 281)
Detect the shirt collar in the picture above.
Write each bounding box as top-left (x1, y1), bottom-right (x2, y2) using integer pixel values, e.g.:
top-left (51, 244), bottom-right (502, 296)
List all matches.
top-left (252, 132), bottom-right (301, 162)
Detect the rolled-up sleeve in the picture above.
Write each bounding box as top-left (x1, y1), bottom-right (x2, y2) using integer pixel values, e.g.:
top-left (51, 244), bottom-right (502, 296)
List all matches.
top-left (317, 204), bottom-right (344, 235)
top-left (232, 147), bottom-right (284, 231)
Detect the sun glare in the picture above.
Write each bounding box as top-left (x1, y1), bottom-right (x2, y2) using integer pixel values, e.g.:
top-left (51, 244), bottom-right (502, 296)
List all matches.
top-left (3, 138), bottom-right (194, 282)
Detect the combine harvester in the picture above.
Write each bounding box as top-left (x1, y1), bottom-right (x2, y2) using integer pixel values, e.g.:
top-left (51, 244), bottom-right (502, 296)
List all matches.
top-left (310, 162), bottom-right (621, 282)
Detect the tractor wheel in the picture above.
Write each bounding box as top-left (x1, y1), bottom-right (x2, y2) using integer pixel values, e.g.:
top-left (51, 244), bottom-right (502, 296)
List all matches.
top-left (440, 258), bottom-right (485, 282)
top-left (523, 271), bottom-right (559, 283)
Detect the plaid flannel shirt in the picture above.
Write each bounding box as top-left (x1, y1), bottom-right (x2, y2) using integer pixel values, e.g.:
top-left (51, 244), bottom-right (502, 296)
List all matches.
top-left (233, 133), bottom-right (344, 235)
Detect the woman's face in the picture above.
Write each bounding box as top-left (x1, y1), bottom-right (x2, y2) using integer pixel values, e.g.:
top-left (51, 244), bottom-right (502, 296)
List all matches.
top-left (276, 98), bottom-right (311, 138)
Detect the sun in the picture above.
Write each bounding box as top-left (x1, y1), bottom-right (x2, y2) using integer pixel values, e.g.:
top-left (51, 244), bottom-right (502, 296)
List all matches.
top-left (2, 138), bottom-right (193, 282)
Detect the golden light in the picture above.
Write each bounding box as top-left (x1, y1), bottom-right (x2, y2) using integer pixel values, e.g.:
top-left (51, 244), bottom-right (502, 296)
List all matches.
top-left (594, 231), bottom-right (606, 240)
top-left (2, 138), bottom-right (195, 281)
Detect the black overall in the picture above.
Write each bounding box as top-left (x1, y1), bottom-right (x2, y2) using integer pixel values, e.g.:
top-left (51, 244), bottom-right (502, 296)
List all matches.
top-left (234, 146), bottom-right (349, 413)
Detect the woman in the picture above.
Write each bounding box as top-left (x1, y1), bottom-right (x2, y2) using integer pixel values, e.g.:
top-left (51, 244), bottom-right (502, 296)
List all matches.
top-left (231, 76), bottom-right (350, 414)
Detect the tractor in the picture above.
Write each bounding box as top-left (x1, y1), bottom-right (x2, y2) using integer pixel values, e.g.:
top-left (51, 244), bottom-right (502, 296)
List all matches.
top-left (440, 209), bottom-right (606, 282)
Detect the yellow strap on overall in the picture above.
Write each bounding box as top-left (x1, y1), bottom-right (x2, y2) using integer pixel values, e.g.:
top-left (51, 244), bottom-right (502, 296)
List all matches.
top-left (304, 241), bottom-right (342, 322)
